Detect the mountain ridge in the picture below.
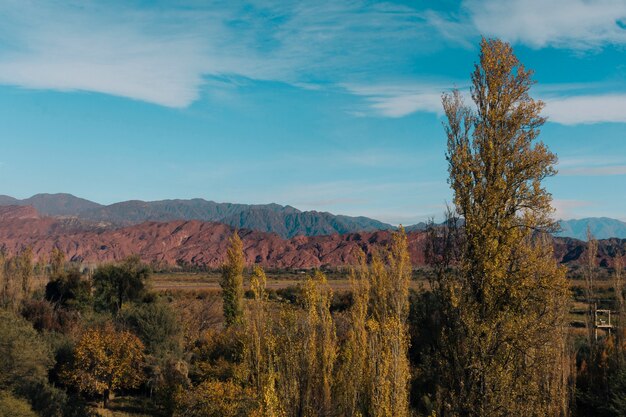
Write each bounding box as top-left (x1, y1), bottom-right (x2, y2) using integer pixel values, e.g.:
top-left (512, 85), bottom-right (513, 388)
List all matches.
top-left (0, 193), bottom-right (394, 238)
top-left (557, 217), bottom-right (626, 241)
top-left (0, 205), bottom-right (622, 270)
top-left (0, 193), bottom-right (624, 240)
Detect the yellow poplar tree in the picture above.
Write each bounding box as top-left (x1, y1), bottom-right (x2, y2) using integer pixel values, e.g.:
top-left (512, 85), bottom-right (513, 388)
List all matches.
top-left (435, 38), bottom-right (569, 416)
top-left (366, 230), bottom-right (411, 417)
top-left (221, 231), bottom-right (245, 327)
top-left (336, 262), bottom-right (370, 416)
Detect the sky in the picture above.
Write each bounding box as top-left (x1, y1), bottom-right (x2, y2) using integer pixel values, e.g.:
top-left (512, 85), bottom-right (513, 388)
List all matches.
top-left (0, 0), bottom-right (625, 225)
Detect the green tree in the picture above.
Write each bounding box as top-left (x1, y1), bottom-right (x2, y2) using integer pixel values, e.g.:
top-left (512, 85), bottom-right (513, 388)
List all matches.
top-left (45, 268), bottom-right (92, 311)
top-left (221, 232), bottom-right (245, 327)
top-left (119, 300), bottom-right (182, 357)
top-left (93, 256), bottom-right (150, 314)
top-left (433, 38), bottom-right (569, 416)
top-left (0, 311), bottom-right (53, 391)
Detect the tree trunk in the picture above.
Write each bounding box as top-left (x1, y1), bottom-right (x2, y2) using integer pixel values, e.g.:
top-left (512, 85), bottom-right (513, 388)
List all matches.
top-left (103, 389), bottom-right (110, 409)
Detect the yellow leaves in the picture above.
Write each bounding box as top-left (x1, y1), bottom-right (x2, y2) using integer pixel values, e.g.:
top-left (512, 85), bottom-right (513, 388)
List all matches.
top-left (63, 323), bottom-right (144, 398)
top-left (436, 37), bottom-right (570, 416)
top-left (250, 265), bottom-right (267, 302)
top-left (244, 237), bottom-right (412, 417)
top-left (174, 379), bottom-right (257, 417)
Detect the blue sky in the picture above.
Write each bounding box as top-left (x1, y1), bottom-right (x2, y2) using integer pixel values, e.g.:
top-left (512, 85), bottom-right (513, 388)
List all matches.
top-left (0, 0), bottom-right (625, 224)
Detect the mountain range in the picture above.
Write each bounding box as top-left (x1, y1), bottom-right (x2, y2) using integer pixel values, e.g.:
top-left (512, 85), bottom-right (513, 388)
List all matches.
top-left (0, 205), bottom-right (623, 269)
top-left (0, 193), bottom-right (624, 240)
top-left (0, 193), bottom-right (394, 238)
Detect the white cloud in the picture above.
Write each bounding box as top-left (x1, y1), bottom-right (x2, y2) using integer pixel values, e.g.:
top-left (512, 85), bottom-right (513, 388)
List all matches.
top-left (345, 80), bottom-right (626, 124)
top-left (464, 0), bottom-right (626, 49)
top-left (0, 3), bottom-right (220, 107)
top-left (543, 94), bottom-right (626, 124)
top-left (0, 1), bottom-right (438, 108)
top-left (557, 155), bottom-right (626, 176)
top-left (1, 0), bottom-right (625, 118)
top-left (343, 83), bottom-right (459, 117)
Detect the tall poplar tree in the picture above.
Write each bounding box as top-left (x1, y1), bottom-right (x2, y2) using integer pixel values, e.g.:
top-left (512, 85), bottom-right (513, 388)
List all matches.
top-left (434, 38), bottom-right (570, 416)
top-left (221, 231), bottom-right (245, 327)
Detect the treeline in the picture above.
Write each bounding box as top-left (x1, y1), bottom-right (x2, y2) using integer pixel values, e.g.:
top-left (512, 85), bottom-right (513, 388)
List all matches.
top-left (0, 231), bottom-right (624, 416)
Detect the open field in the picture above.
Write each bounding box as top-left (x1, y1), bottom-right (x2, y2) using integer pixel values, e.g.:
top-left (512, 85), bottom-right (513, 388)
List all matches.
top-left (152, 270), bottom-right (621, 331)
top-left (150, 270), bottom-right (428, 292)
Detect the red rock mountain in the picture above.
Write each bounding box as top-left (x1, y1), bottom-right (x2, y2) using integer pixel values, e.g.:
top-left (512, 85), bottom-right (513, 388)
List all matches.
top-left (0, 206), bottom-right (623, 269)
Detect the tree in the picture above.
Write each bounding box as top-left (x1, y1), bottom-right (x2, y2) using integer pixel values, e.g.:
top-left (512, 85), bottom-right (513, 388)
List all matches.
top-left (17, 247), bottom-right (33, 300)
top-left (49, 247), bottom-right (66, 277)
top-left (335, 230), bottom-right (411, 417)
top-left (301, 271), bottom-right (337, 415)
top-left (365, 230), bottom-right (411, 417)
top-left (45, 268), bottom-right (92, 311)
top-left (0, 391), bottom-right (37, 417)
top-left (336, 262), bottom-right (369, 417)
top-left (118, 300), bottom-right (182, 357)
top-left (62, 323), bottom-right (145, 408)
top-left (245, 266), bottom-right (270, 397)
top-left (0, 311), bottom-right (53, 391)
top-left (221, 231), bottom-right (245, 327)
top-left (93, 256), bottom-right (150, 314)
top-left (271, 272), bottom-right (337, 417)
top-left (433, 38), bottom-right (569, 416)
top-left (0, 252), bottom-right (13, 310)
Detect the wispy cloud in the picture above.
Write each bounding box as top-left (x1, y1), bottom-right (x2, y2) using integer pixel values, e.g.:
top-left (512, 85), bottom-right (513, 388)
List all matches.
top-left (343, 82), bottom-right (460, 117)
top-left (344, 80), bottom-right (626, 125)
top-left (463, 0), bottom-right (626, 49)
top-left (543, 93), bottom-right (626, 124)
top-left (0, 1), bottom-right (443, 108)
top-left (557, 155), bottom-right (626, 176)
top-left (1, 0), bottom-right (624, 120)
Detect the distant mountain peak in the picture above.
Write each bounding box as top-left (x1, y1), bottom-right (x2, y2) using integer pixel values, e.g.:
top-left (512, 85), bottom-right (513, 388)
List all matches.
top-left (558, 217), bottom-right (626, 240)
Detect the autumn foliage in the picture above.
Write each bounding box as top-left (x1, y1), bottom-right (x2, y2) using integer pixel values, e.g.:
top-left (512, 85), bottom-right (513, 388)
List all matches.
top-left (62, 324), bottom-right (145, 407)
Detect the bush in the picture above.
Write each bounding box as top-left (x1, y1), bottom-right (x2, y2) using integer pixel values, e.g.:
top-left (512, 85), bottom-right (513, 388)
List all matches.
top-left (190, 328), bottom-right (245, 383)
top-left (93, 256), bottom-right (150, 314)
top-left (21, 300), bottom-right (78, 333)
top-left (0, 390), bottom-right (37, 417)
top-left (174, 380), bottom-right (258, 417)
top-left (0, 311), bottom-right (53, 390)
top-left (45, 268), bottom-right (92, 311)
top-left (118, 300), bottom-right (182, 357)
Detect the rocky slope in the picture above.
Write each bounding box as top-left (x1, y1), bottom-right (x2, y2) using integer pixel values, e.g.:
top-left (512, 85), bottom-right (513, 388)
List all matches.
top-left (0, 206), bottom-right (622, 269)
